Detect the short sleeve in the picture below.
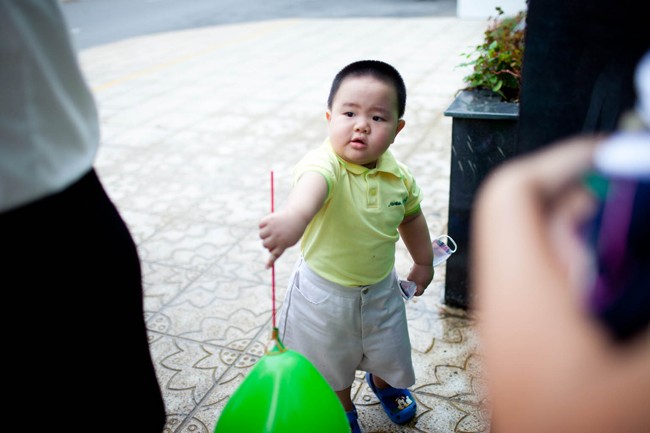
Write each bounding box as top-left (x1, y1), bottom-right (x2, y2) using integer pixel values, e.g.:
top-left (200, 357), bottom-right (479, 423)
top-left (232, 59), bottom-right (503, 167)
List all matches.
top-left (399, 162), bottom-right (422, 216)
top-left (292, 143), bottom-right (340, 199)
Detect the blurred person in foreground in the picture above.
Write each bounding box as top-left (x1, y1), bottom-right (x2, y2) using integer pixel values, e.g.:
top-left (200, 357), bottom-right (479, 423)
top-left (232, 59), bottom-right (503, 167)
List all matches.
top-left (0, 1), bottom-right (166, 430)
top-left (473, 136), bottom-right (649, 433)
top-left (472, 51), bottom-right (650, 433)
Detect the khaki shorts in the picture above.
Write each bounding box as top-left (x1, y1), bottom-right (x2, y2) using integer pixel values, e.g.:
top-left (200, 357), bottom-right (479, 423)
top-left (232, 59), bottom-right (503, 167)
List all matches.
top-left (278, 258), bottom-right (415, 391)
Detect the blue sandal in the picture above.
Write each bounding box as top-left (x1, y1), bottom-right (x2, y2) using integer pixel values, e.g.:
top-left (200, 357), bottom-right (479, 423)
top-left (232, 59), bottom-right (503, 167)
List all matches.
top-left (346, 406), bottom-right (361, 433)
top-left (365, 372), bottom-right (416, 425)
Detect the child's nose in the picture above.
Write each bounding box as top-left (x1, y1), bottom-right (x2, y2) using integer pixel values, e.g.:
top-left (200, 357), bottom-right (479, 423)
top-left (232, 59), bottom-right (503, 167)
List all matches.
top-left (354, 118), bottom-right (370, 133)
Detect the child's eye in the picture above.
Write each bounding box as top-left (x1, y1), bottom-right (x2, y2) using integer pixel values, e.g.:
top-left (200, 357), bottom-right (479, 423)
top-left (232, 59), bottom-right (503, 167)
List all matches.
top-left (344, 112), bottom-right (354, 117)
top-left (372, 116), bottom-right (385, 122)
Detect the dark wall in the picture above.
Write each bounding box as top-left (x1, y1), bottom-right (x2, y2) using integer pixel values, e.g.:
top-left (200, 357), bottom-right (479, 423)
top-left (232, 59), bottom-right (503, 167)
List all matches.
top-left (516, 0), bottom-right (650, 153)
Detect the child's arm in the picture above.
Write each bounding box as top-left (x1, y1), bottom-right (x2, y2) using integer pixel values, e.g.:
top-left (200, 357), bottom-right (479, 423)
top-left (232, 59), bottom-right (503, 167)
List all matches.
top-left (399, 210), bottom-right (434, 296)
top-left (259, 171), bottom-right (327, 269)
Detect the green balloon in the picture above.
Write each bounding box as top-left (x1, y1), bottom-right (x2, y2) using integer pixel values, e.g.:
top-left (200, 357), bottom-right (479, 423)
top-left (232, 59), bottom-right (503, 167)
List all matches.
top-left (215, 346), bottom-right (349, 433)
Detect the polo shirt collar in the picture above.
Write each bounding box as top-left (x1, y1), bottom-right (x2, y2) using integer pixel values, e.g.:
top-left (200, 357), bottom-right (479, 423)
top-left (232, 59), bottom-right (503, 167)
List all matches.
top-left (324, 138), bottom-right (402, 177)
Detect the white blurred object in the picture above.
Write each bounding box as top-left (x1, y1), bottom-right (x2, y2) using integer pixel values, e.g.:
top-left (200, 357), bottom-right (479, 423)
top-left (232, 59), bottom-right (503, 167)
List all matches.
top-left (593, 132), bottom-right (650, 179)
top-left (594, 50), bottom-right (650, 179)
top-left (635, 50), bottom-right (650, 128)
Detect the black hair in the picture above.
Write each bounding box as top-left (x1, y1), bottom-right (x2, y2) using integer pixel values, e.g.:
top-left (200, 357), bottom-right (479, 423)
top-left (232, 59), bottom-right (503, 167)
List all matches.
top-left (327, 60), bottom-right (407, 118)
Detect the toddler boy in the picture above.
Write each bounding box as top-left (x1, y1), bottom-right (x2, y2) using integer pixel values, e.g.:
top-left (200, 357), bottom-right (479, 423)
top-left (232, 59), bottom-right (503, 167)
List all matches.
top-left (259, 60), bottom-right (434, 433)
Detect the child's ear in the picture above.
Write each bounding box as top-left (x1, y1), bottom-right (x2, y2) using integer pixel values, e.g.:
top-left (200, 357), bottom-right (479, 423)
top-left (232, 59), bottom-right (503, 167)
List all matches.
top-left (326, 111), bottom-right (332, 122)
top-left (396, 119), bottom-right (406, 135)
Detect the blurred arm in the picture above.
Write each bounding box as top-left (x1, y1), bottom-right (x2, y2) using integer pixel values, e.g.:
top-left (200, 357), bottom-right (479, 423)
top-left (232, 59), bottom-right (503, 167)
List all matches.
top-left (472, 136), bottom-right (650, 433)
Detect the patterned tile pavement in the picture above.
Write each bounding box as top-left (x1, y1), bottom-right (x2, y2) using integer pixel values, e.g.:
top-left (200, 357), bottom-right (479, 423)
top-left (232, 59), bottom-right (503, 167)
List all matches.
top-left (79, 16), bottom-right (490, 433)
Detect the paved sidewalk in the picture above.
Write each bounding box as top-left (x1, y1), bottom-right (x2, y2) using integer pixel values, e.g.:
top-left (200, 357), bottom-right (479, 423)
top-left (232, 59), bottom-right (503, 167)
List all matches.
top-left (79, 16), bottom-right (488, 433)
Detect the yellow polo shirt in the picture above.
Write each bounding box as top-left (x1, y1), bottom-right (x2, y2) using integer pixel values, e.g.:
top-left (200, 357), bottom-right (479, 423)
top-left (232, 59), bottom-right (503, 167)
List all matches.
top-left (294, 139), bottom-right (422, 286)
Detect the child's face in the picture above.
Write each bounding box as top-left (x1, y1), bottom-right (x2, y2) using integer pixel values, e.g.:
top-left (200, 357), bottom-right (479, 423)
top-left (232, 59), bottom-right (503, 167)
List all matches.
top-left (326, 75), bottom-right (405, 169)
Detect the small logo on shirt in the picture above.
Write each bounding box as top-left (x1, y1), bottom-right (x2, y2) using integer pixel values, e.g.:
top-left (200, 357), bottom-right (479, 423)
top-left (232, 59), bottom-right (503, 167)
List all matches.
top-left (388, 197), bottom-right (407, 207)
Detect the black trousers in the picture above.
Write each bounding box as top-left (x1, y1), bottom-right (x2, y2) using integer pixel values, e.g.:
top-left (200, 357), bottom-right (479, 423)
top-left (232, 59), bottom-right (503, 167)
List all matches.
top-left (1, 169), bottom-right (166, 432)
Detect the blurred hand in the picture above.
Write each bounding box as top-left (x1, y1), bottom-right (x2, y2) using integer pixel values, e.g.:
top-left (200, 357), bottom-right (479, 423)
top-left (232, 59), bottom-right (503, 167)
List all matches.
top-left (259, 209), bottom-right (309, 268)
top-left (514, 135), bottom-right (601, 292)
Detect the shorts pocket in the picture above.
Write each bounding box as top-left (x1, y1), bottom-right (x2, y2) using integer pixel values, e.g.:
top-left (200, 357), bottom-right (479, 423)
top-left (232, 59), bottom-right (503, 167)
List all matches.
top-left (295, 271), bottom-right (331, 304)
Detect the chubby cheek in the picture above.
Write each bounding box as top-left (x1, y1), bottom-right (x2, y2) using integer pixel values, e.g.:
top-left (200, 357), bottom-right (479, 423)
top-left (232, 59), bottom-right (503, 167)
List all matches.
top-left (329, 121), bottom-right (349, 141)
top-left (373, 129), bottom-right (396, 147)
top-left (331, 117), bottom-right (350, 129)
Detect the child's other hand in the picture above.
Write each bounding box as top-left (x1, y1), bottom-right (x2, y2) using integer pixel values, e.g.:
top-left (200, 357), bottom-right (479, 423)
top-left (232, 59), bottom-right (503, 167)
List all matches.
top-left (259, 210), bottom-right (308, 268)
top-left (407, 263), bottom-right (434, 296)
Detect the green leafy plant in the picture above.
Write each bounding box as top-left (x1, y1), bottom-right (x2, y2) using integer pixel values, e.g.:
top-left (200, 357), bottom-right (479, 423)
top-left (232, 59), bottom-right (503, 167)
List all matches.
top-left (460, 7), bottom-right (526, 102)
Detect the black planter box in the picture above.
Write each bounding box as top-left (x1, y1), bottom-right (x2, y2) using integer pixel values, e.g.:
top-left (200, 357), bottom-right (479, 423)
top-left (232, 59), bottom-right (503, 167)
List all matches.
top-left (443, 90), bottom-right (519, 309)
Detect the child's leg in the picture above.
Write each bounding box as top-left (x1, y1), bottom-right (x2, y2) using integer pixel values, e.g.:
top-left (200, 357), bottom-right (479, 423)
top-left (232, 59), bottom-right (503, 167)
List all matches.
top-left (370, 375), bottom-right (391, 390)
top-left (359, 269), bottom-right (415, 388)
top-left (335, 386), bottom-right (354, 411)
top-left (360, 270), bottom-right (417, 425)
top-left (278, 259), bottom-right (364, 390)
top-left (337, 385), bottom-right (361, 433)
